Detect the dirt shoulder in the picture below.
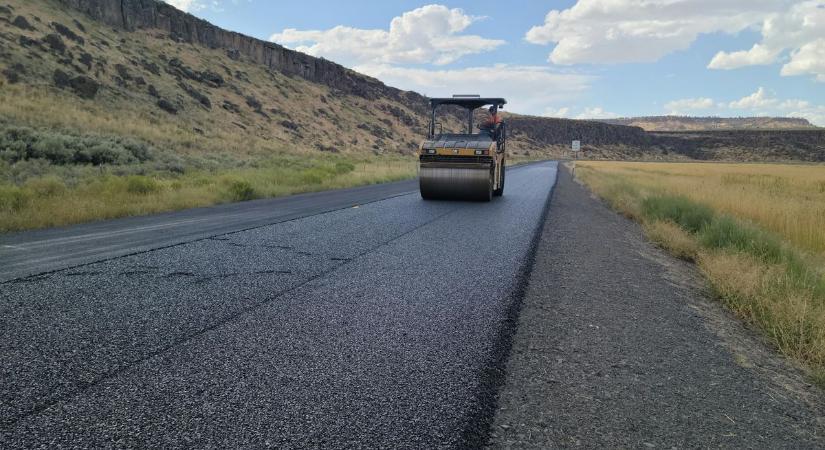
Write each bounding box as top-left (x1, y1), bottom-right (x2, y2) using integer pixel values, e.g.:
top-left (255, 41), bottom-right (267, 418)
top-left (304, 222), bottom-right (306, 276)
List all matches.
top-left (488, 165), bottom-right (825, 448)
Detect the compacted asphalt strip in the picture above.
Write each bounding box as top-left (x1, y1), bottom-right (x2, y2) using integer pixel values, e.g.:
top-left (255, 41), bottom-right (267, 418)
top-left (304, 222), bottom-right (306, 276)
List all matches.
top-left (0, 162), bottom-right (558, 448)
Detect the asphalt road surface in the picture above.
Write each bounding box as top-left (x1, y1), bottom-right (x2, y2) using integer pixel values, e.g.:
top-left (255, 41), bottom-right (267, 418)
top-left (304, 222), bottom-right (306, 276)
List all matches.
top-left (0, 179), bottom-right (419, 282)
top-left (0, 162), bottom-right (557, 448)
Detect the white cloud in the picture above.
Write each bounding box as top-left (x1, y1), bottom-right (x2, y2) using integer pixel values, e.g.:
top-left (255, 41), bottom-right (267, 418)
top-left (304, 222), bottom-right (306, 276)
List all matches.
top-left (163, 0), bottom-right (200, 11)
top-left (270, 5), bottom-right (505, 66)
top-left (576, 107), bottom-right (618, 120)
top-left (730, 89), bottom-right (825, 126)
top-left (707, 44), bottom-right (779, 69)
top-left (780, 38), bottom-right (825, 82)
top-left (665, 97), bottom-right (715, 114)
top-left (543, 107), bottom-right (571, 118)
top-left (728, 87), bottom-right (777, 110)
top-left (709, 2), bottom-right (825, 81)
top-left (525, 0), bottom-right (788, 65)
top-left (353, 64), bottom-right (592, 116)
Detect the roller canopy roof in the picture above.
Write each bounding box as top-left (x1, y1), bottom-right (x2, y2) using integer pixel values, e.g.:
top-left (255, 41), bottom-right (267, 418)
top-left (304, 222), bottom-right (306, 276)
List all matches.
top-left (429, 97), bottom-right (507, 109)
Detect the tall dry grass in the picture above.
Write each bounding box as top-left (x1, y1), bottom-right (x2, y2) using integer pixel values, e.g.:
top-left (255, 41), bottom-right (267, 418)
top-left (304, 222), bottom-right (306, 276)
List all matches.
top-left (577, 162), bottom-right (825, 256)
top-left (0, 157), bottom-right (417, 232)
top-left (575, 161), bottom-right (825, 387)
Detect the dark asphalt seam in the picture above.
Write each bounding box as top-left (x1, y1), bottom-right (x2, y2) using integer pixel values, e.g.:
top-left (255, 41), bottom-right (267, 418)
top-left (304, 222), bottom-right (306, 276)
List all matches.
top-left (2, 204), bottom-right (467, 430)
top-left (460, 167), bottom-right (560, 449)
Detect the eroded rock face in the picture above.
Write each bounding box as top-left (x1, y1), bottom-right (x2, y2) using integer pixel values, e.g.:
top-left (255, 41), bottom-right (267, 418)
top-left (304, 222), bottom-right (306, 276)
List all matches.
top-left (55, 0), bottom-right (427, 108)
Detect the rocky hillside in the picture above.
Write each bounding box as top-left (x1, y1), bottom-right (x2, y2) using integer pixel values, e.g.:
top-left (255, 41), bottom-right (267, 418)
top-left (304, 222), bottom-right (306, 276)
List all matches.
top-left (0, 0), bottom-right (823, 169)
top-left (598, 116), bottom-right (817, 131)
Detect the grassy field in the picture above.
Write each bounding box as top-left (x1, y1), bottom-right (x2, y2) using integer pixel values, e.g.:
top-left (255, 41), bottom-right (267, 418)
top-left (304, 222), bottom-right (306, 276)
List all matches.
top-left (574, 161), bottom-right (825, 386)
top-left (0, 150), bottom-right (418, 232)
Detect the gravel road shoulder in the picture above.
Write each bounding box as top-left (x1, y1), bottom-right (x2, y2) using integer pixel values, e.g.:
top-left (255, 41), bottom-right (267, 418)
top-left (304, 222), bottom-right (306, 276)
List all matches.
top-left (488, 165), bottom-right (825, 448)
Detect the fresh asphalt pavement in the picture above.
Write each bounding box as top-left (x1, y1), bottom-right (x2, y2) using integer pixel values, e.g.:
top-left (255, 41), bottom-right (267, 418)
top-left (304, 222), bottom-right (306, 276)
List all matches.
top-left (0, 162), bottom-right (557, 447)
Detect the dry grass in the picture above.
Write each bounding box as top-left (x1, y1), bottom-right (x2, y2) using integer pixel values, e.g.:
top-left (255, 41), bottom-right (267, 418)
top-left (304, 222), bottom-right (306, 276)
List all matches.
top-left (575, 161), bottom-right (825, 387)
top-left (644, 220), bottom-right (700, 261)
top-left (0, 156), bottom-right (417, 232)
top-left (577, 161), bottom-right (825, 256)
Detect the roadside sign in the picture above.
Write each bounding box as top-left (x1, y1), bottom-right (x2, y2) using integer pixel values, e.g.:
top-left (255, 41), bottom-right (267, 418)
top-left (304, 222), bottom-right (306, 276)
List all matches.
top-left (572, 140), bottom-right (581, 152)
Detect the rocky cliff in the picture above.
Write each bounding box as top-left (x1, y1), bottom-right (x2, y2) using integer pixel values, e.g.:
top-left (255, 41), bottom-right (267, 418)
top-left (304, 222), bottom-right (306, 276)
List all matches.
top-left (55, 0), bottom-right (423, 105)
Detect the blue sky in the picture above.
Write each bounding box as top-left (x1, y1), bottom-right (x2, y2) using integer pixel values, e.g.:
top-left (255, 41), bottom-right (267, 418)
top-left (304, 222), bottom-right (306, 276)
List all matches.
top-left (169, 1), bottom-right (824, 125)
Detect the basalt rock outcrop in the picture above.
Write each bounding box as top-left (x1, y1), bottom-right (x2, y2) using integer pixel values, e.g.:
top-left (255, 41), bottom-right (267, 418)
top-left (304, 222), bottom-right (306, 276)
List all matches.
top-left (56, 0), bottom-right (425, 108)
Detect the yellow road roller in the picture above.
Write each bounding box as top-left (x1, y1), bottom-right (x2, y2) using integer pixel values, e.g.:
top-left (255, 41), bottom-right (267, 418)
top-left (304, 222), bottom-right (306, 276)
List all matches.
top-left (419, 96), bottom-right (507, 201)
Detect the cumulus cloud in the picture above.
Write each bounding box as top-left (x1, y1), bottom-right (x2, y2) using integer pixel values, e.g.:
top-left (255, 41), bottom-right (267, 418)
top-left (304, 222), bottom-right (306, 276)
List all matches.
top-left (163, 0), bottom-right (200, 11)
top-left (353, 64), bottom-right (592, 115)
top-left (525, 0), bottom-right (787, 65)
top-left (780, 38), bottom-right (825, 81)
top-left (270, 5), bottom-right (505, 66)
top-left (543, 107), bottom-right (571, 118)
top-left (708, 2), bottom-right (825, 81)
top-left (575, 107), bottom-right (618, 120)
top-left (727, 87), bottom-right (777, 110)
top-left (665, 97), bottom-right (715, 114)
top-left (697, 87), bottom-right (825, 126)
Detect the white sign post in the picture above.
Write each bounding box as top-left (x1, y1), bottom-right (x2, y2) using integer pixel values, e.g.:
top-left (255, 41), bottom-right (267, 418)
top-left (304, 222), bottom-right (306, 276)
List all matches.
top-left (571, 140), bottom-right (581, 159)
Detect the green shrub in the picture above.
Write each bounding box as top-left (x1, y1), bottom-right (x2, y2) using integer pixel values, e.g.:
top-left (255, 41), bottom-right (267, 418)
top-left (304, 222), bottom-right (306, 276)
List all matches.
top-left (227, 180), bottom-right (256, 201)
top-left (641, 195), bottom-right (714, 233)
top-left (334, 161), bottom-right (355, 174)
top-left (0, 124), bottom-right (154, 166)
top-left (125, 175), bottom-right (160, 195)
top-left (0, 185), bottom-right (29, 211)
top-left (700, 216), bottom-right (785, 265)
top-left (299, 168), bottom-right (327, 185)
top-left (24, 176), bottom-right (66, 197)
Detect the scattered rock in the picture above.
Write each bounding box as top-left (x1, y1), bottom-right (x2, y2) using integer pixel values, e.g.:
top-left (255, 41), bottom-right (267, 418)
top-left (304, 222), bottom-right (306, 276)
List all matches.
top-left (140, 59), bottom-right (160, 76)
top-left (157, 98), bottom-right (178, 114)
top-left (114, 63), bottom-right (132, 81)
top-left (70, 75), bottom-right (100, 99)
top-left (147, 84), bottom-right (159, 98)
top-left (2, 63), bottom-right (24, 83)
top-left (200, 70), bottom-right (224, 87)
top-left (42, 33), bottom-right (66, 54)
top-left (18, 35), bottom-right (42, 49)
top-left (12, 15), bottom-right (34, 31)
top-left (234, 70), bottom-right (250, 83)
top-left (0, 5), bottom-right (11, 16)
top-left (193, 127), bottom-right (204, 135)
top-left (315, 143), bottom-right (339, 153)
top-left (178, 82), bottom-right (211, 109)
top-left (222, 100), bottom-right (241, 114)
top-left (78, 52), bottom-right (93, 70)
top-left (245, 95), bottom-right (262, 110)
top-left (167, 57), bottom-right (200, 82)
top-left (134, 76), bottom-right (146, 86)
top-left (112, 75), bottom-right (127, 88)
top-left (280, 120), bottom-right (299, 131)
top-left (51, 22), bottom-right (84, 45)
top-left (53, 69), bottom-right (70, 88)
top-left (72, 19), bottom-right (85, 33)
top-left (226, 48), bottom-right (240, 60)
top-left (53, 69), bottom-right (99, 98)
